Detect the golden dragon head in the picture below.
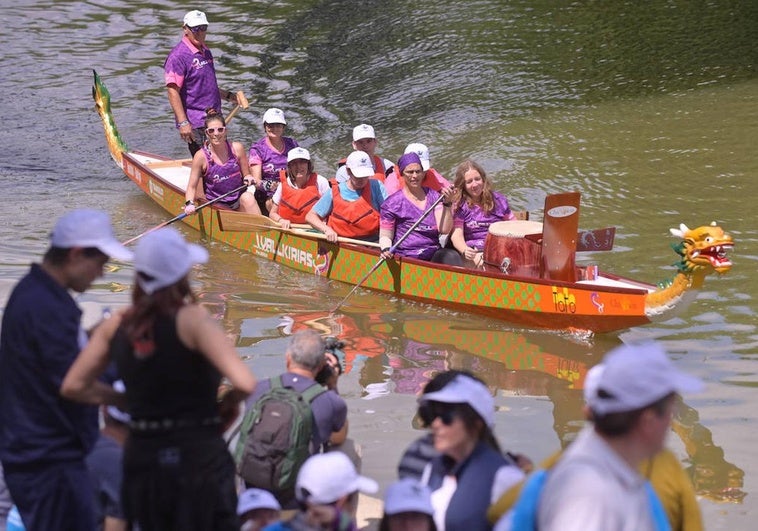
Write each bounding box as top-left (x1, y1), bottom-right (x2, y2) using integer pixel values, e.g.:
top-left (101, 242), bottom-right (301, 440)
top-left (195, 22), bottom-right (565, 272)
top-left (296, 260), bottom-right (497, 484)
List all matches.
top-left (669, 222), bottom-right (734, 276)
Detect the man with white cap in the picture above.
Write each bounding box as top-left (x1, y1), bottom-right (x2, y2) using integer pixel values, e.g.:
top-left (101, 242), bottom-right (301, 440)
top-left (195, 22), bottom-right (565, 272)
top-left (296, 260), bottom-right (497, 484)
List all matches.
top-left (269, 147), bottom-right (330, 229)
top-left (334, 124), bottom-right (394, 183)
top-left (384, 143), bottom-right (452, 195)
top-left (306, 150), bottom-right (388, 242)
top-left (537, 341), bottom-right (703, 531)
top-left (248, 108), bottom-right (301, 214)
top-left (264, 452), bottom-right (378, 531)
top-left (0, 209), bottom-right (132, 530)
top-left (165, 10), bottom-right (241, 156)
top-left (61, 227), bottom-right (257, 530)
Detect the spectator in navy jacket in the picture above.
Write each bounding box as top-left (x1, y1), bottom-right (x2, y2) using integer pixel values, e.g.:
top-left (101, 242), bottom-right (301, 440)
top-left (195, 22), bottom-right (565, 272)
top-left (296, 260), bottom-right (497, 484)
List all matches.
top-left (0, 209), bottom-right (132, 531)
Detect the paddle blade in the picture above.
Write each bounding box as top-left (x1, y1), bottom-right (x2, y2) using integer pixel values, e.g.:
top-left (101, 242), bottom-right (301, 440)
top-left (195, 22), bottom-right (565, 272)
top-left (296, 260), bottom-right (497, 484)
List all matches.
top-left (218, 211), bottom-right (279, 232)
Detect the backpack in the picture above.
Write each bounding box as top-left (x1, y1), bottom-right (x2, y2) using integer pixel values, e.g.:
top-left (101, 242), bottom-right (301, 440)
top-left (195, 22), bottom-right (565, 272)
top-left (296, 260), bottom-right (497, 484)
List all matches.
top-left (234, 375), bottom-right (327, 502)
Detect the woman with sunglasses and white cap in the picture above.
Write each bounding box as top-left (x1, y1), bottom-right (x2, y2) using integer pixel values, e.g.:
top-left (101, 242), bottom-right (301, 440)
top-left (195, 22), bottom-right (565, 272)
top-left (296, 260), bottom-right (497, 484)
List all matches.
top-left (184, 110), bottom-right (261, 216)
top-left (417, 372), bottom-right (524, 531)
top-left (248, 108), bottom-right (300, 215)
top-left (62, 227), bottom-right (257, 531)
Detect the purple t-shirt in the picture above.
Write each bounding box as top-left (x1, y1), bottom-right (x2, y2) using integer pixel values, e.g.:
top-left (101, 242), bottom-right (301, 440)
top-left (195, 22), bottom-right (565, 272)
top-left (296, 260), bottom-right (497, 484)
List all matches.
top-left (453, 191), bottom-right (514, 250)
top-left (380, 188), bottom-right (443, 261)
top-left (244, 372), bottom-right (346, 449)
top-left (248, 136), bottom-right (299, 197)
top-left (202, 141), bottom-right (243, 205)
top-left (164, 37), bottom-right (221, 129)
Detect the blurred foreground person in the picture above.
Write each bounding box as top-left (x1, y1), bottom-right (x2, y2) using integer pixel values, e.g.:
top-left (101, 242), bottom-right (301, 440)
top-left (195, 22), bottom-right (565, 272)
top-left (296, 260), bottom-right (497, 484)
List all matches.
top-left (62, 227), bottom-right (256, 531)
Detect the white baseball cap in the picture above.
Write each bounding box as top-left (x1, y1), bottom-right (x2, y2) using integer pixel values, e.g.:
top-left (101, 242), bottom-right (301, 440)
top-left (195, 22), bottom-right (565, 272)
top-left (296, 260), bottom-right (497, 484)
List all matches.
top-left (50, 209), bottom-right (133, 261)
top-left (295, 452), bottom-right (378, 505)
top-left (262, 108), bottom-right (286, 125)
top-left (587, 341), bottom-right (703, 416)
top-left (404, 143), bottom-right (430, 171)
top-left (287, 147), bottom-right (310, 163)
top-left (237, 488), bottom-right (281, 515)
top-left (345, 150), bottom-right (375, 178)
top-left (420, 374), bottom-right (495, 427)
top-left (583, 364), bottom-right (605, 404)
top-left (183, 10), bottom-right (209, 27)
top-left (383, 479), bottom-right (434, 516)
top-left (352, 124), bottom-right (375, 142)
top-left (134, 227), bottom-right (208, 295)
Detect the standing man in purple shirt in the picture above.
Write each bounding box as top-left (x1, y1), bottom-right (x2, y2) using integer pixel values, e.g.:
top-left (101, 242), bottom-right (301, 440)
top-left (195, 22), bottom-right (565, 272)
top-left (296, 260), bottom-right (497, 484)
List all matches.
top-left (164, 10), bottom-right (240, 156)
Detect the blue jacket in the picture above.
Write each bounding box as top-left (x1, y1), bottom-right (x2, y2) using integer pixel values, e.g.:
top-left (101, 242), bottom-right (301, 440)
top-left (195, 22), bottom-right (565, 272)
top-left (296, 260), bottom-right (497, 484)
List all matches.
top-left (427, 441), bottom-right (511, 531)
top-left (0, 264), bottom-right (98, 470)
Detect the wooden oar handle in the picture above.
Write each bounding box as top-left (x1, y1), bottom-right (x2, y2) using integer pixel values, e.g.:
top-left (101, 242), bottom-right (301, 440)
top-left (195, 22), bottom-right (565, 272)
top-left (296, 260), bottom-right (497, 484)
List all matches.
top-left (224, 90), bottom-right (249, 125)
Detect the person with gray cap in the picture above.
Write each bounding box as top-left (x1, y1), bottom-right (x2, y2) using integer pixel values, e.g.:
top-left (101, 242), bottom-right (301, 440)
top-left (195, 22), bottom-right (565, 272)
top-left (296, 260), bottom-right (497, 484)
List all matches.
top-left (0, 209), bottom-right (132, 531)
top-left (536, 341), bottom-right (703, 531)
top-left (165, 10), bottom-right (241, 156)
top-left (417, 371), bottom-right (524, 531)
top-left (62, 227), bottom-right (256, 531)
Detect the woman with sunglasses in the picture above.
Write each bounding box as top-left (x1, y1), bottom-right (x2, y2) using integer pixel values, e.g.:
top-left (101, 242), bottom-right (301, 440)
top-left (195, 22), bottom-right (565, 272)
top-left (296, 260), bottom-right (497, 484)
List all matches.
top-left (248, 108), bottom-right (300, 215)
top-left (379, 153), bottom-right (459, 264)
top-left (449, 160), bottom-right (516, 269)
top-left (417, 372), bottom-right (525, 531)
top-left (183, 110), bottom-right (261, 216)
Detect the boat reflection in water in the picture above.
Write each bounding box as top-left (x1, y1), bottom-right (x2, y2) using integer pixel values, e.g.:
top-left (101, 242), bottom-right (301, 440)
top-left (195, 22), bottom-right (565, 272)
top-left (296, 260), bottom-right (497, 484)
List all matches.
top-left (223, 298), bottom-right (744, 503)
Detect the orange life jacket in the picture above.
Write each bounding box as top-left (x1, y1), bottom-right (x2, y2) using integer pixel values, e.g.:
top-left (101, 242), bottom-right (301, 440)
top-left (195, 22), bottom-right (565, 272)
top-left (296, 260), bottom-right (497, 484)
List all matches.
top-left (277, 170), bottom-right (321, 223)
top-left (327, 181), bottom-right (380, 238)
top-left (391, 166), bottom-right (446, 192)
top-left (337, 154), bottom-right (387, 183)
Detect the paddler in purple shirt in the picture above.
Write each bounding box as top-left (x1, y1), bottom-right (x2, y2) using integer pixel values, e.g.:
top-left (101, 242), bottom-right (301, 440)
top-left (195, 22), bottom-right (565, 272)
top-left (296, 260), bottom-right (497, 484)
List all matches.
top-left (247, 108), bottom-right (300, 215)
top-left (164, 10), bottom-right (240, 156)
top-left (379, 153), bottom-right (461, 265)
top-left (449, 160), bottom-right (515, 269)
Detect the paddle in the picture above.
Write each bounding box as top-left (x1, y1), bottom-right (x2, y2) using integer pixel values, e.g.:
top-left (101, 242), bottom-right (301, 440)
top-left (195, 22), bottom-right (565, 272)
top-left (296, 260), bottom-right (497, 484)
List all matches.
top-left (122, 183), bottom-right (248, 245)
top-left (224, 90), bottom-right (249, 125)
top-left (332, 193), bottom-right (446, 313)
top-left (216, 211), bottom-right (381, 248)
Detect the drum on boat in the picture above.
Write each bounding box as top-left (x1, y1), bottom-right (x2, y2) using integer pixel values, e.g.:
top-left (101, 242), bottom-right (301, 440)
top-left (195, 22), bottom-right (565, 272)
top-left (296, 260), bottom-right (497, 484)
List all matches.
top-left (483, 220), bottom-right (543, 276)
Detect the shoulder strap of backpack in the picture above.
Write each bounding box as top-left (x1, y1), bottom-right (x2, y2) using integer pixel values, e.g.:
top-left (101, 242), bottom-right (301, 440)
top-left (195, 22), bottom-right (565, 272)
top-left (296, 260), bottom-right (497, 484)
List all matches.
top-left (300, 382), bottom-right (328, 403)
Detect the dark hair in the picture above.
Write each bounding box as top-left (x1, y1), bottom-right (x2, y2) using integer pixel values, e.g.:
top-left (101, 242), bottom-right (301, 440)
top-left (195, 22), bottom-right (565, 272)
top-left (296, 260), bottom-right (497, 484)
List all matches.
top-left (44, 246), bottom-right (106, 266)
top-left (593, 392), bottom-right (676, 437)
top-left (453, 160), bottom-right (495, 214)
top-left (419, 370), bottom-right (502, 453)
top-left (204, 108), bottom-right (226, 128)
top-left (122, 274), bottom-right (195, 351)
top-left (378, 513), bottom-right (437, 531)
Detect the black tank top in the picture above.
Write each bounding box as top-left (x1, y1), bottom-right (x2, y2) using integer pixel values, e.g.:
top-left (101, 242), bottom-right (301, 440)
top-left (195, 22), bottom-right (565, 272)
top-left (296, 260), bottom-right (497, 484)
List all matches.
top-left (111, 313), bottom-right (220, 423)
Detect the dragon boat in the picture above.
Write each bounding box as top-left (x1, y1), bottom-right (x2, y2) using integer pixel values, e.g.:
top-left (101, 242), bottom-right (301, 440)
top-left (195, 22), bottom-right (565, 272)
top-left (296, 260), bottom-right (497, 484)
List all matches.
top-left (93, 71), bottom-right (733, 334)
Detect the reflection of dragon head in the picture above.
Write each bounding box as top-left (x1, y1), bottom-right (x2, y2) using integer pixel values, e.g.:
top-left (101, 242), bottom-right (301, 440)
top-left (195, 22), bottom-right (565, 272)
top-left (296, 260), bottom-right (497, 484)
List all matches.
top-left (669, 222), bottom-right (733, 276)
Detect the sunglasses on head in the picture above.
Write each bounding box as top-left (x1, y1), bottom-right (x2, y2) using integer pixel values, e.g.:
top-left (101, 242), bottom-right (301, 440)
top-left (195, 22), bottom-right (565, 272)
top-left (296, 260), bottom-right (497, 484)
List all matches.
top-left (418, 402), bottom-right (460, 427)
top-left (206, 127), bottom-right (226, 134)
top-left (187, 25), bottom-right (208, 33)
